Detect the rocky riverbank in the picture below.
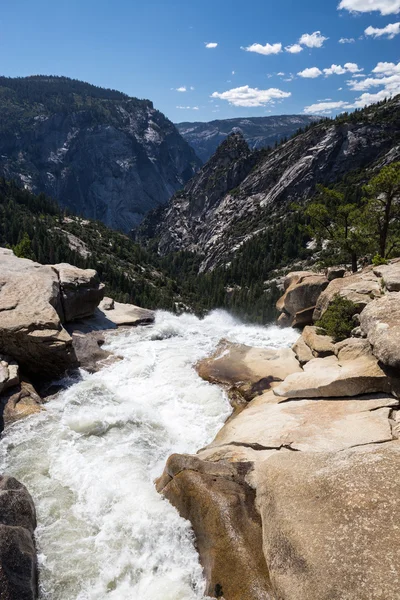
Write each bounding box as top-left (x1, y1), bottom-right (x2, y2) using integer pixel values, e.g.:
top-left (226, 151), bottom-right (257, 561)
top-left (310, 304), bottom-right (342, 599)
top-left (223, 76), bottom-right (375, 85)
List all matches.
top-left (157, 260), bottom-right (400, 600)
top-left (0, 248), bottom-right (154, 598)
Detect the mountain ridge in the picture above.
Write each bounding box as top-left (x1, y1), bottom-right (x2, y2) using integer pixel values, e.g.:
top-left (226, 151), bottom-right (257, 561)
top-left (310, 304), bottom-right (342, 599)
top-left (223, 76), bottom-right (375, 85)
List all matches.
top-left (176, 114), bottom-right (320, 162)
top-left (0, 75), bottom-right (201, 232)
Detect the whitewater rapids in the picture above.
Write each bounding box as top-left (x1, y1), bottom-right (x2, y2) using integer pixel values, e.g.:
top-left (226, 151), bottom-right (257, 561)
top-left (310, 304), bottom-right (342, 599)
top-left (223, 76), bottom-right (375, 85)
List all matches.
top-left (0, 310), bottom-right (299, 600)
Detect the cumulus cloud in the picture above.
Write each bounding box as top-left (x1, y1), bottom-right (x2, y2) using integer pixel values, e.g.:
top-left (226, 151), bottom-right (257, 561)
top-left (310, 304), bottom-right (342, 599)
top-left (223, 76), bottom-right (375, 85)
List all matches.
top-left (176, 86), bottom-right (187, 92)
top-left (339, 37), bottom-right (356, 43)
top-left (211, 85), bottom-right (291, 107)
top-left (304, 100), bottom-right (349, 114)
top-left (338, 0), bottom-right (400, 15)
top-left (365, 22), bottom-right (400, 38)
top-left (285, 43), bottom-right (303, 53)
top-left (299, 31), bottom-right (328, 48)
top-left (373, 60), bottom-right (400, 74)
top-left (243, 42), bottom-right (282, 55)
top-left (205, 42), bottom-right (218, 48)
top-left (324, 62), bottom-right (363, 75)
top-left (298, 67), bottom-right (323, 78)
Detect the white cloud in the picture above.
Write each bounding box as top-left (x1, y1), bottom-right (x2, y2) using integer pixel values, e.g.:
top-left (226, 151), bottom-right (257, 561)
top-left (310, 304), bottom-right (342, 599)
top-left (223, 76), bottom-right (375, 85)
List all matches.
top-left (365, 22), bottom-right (400, 38)
top-left (286, 43), bottom-right (303, 53)
top-left (243, 42), bottom-right (282, 55)
top-left (299, 31), bottom-right (328, 48)
top-left (176, 105), bottom-right (200, 110)
top-left (373, 60), bottom-right (400, 75)
top-left (322, 63), bottom-right (363, 76)
top-left (277, 72), bottom-right (286, 76)
top-left (176, 86), bottom-right (187, 92)
top-left (232, 70), bottom-right (236, 75)
top-left (324, 64), bottom-right (347, 75)
top-left (298, 67), bottom-right (323, 78)
top-left (352, 73), bottom-right (366, 77)
top-left (338, 0), bottom-right (400, 15)
top-left (339, 37), bottom-right (356, 43)
top-left (211, 85), bottom-right (291, 107)
top-left (304, 100), bottom-right (349, 114)
top-left (190, 86), bottom-right (195, 90)
top-left (205, 42), bottom-right (218, 48)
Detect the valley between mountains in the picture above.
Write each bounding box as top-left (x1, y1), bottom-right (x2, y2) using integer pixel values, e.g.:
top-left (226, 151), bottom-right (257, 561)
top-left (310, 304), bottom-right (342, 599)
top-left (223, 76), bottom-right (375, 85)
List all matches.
top-left (0, 75), bottom-right (400, 600)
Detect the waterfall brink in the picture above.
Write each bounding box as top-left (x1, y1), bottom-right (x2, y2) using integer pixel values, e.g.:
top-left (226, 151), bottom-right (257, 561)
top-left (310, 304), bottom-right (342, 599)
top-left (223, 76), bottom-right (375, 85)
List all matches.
top-left (0, 310), bottom-right (298, 600)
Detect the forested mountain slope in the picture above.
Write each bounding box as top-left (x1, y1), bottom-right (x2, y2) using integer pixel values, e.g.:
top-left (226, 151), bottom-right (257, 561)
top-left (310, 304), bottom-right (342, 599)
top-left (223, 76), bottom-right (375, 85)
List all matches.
top-left (144, 96), bottom-right (400, 273)
top-left (0, 76), bottom-right (200, 232)
top-left (176, 115), bottom-right (319, 162)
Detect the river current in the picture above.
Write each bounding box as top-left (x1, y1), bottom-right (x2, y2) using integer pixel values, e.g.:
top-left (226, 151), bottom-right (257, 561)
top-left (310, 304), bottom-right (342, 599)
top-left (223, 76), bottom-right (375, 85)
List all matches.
top-left (0, 310), bottom-right (298, 600)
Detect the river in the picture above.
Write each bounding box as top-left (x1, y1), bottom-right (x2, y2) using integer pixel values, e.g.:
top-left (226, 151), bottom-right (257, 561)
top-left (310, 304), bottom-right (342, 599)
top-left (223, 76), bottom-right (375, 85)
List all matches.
top-left (0, 310), bottom-right (298, 600)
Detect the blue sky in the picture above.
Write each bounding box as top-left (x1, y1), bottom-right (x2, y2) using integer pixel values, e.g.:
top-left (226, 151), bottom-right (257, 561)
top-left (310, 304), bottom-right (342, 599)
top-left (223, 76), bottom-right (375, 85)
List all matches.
top-left (2, 0), bottom-right (400, 122)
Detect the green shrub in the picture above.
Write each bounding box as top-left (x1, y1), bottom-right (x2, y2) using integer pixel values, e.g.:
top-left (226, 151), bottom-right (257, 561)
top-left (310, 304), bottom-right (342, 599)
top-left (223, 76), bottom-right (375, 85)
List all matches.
top-left (316, 294), bottom-right (358, 342)
top-left (372, 254), bottom-right (388, 266)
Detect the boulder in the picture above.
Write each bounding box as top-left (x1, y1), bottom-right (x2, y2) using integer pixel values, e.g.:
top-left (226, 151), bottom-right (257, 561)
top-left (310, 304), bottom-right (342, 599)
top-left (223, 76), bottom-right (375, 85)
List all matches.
top-left (302, 326), bottom-right (335, 358)
top-left (206, 390), bottom-right (397, 453)
top-left (98, 298), bottom-right (154, 326)
top-left (54, 263), bottom-right (105, 322)
top-left (0, 379), bottom-right (42, 433)
top-left (313, 269), bottom-right (382, 321)
top-left (0, 475), bottom-right (37, 599)
top-left (0, 356), bottom-right (19, 394)
top-left (156, 454), bottom-right (272, 600)
top-left (273, 350), bottom-right (392, 399)
top-left (255, 442), bottom-right (400, 600)
top-left (359, 292), bottom-right (400, 371)
top-left (197, 341), bottom-right (302, 401)
top-left (277, 273), bottom-right (328, 326)
top-left (0, 249), bottom-right (77, 377)
top-left (291, 307), bottom-right (315, 329)
top-left (373, 259), bottom-right (400, 292)
top-left (292, 336), bottom-right (313, 366)
top-left (326, 266), bottom-right (346, 281)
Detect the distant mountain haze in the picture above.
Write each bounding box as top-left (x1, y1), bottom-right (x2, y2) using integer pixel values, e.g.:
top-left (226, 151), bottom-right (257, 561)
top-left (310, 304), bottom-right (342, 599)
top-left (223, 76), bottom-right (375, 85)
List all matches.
top-left (176, 115), bottom-right (320, 162)
top-left (0, 75), bottom-right (201, 232)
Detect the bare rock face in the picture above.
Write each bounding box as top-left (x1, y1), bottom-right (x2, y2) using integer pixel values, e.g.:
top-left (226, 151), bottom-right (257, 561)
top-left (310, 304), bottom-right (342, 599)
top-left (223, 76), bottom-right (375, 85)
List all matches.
top-left (255, 442), bottom-right (400, 600)
top-left (196, 340), bottom-right (302, 401)
top-left (0, 249), bottom-right (77, 378)
top-left (360, 292), bottom-right (400, 371)
top-left (292, 336), bottom-right (313, 366)
top-left (54, 263), bottom-right (105, 322)
top-left (277, 273), bottom-right (329, 327)
top-left (273, 350), bottom-right (392, 399)
top-left (373, 259), bottom-right (400, 292)
top-left (0, 475), bottom-right (37, 600)
top-left (206, 390), bottom-right (397, 453)
top-left (302, 326), bottom-right (335, 358)
top-left (0, 356), bottom-right (19, 394)
top-left (156, 454), bottom-right (273, 600)
top-left (98, 297), bottom-right (155, 326)
top-left (313, 269), bottom-right (382, 321)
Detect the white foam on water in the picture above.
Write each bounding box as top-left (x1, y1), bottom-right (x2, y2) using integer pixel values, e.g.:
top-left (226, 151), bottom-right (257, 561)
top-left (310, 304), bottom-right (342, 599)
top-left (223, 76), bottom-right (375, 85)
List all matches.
top-left (0, 310), bottom-right (299, 600)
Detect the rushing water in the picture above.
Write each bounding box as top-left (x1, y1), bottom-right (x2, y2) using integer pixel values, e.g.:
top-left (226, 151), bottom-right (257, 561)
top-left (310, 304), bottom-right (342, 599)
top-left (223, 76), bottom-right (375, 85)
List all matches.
top-left (0, 310), bottom-right (298, 600)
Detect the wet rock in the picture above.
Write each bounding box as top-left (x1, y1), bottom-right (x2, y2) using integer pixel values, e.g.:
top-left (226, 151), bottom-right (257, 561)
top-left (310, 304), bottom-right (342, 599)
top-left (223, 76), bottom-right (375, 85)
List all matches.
top-left (0, 475), bottom-right (37, 600)
top-left (359, 292), bottom-right (400, 371)
top-left (98, 298), bottom-right (155, 326)
top-left (0, 379), bottom-right (42, 432)
top-left (157, 454), bottom-right (272, 600)
top-left (197, 340), bottom-right (302, 401)
top-left (0, 249), bottom-right (77, 378)
top-left (54, 263), bottom-right (105, 322)
top-left (255, 442), bottom-right (400, 600)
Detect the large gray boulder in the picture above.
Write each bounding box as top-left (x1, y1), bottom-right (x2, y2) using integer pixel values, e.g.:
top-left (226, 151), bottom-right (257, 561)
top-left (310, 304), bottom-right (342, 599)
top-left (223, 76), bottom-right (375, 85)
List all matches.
top-left (0, 475), bottom-right (37, 599)
top-left (277, 272), bottom-right (329, 327)
top-left (0, 249), bottom-right (77, 377)
top-left (360, 292), bottom-right (400, 371)
top-left (54, 263), bottom-right (105, 322)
